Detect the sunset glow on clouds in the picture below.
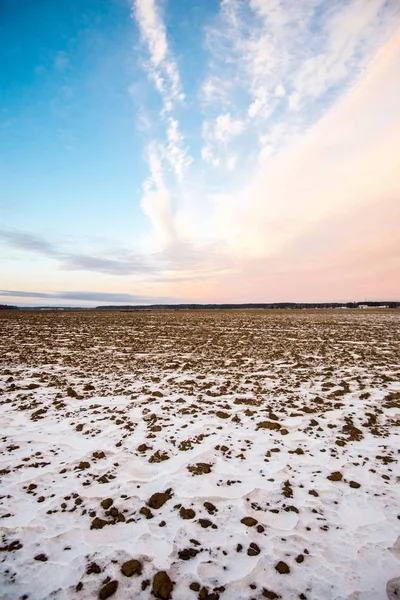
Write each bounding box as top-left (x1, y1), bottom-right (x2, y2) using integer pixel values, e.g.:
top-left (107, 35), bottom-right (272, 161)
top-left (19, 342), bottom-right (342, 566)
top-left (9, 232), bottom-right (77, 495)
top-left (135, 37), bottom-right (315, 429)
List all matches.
top-left (1, 0), bottom-right (399, 305)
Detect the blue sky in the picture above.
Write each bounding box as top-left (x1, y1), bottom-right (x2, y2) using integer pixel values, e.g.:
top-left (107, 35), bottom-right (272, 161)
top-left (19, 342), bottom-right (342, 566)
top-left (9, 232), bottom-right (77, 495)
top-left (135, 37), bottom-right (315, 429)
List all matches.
top-left (1, 0), bottom-right (146, 239)
top-left (1, 0), bottom-right (399, 305)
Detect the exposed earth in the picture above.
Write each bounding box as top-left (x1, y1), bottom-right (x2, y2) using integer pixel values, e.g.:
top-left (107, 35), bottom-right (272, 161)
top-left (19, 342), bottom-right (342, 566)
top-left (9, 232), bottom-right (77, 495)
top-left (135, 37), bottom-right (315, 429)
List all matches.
top-left (0, 309), bottom-right (399, 600)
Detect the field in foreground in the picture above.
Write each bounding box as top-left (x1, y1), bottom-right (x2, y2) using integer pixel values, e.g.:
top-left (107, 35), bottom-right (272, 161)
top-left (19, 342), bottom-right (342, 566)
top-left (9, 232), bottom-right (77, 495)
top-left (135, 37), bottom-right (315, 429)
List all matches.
top-left (0, 309), bottom-right (399, 600)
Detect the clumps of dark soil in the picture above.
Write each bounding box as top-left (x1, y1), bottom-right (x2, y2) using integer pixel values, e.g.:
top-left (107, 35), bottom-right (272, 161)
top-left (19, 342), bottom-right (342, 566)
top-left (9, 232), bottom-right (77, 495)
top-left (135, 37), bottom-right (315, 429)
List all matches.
top-left (83, 383), bottom-right (95, 391)
top-left (91, 517), bottom-right (108, 530)
top-left (342, 418), bottom-right (364, 441)
top-left (138, 443), bottom-right (150, 452)
top-left (327, 471), bottom-right (343, 481)
top-left (108, 506), bottom-right (125, 524)
top-left (149, 450), bottom-right (170, 463)
top-left (284, 505), bottom-right (299, 514)
top-left (178, 548), bottom-right (199, 560)
top-left (98, 474), bottom-right (112, 484)
top-left (190, 582), bottom-right (201, 591)
top-left (180, 507), bottom-right (196, 519)
top-left (147, 488), bottom-right (173, 509)
top-left (216, 411), bottom-right (230, 419)
top-left (188, 463), bottom-right (212, 475)
top-left (275, 561), bottom-right (290, 574)
top-left (121, 559), bottom-right (142, 577)
top-left (198, 587), bottom-right (221, 600)
top-left (262, 590), bottom-right (281, 599)
top-left (241, 516), bottom-right (258, 527)
top-left (30, 407), bottom-right (48, 421)
top-left (234, 398), bottom-right (261, 406)
top-left (34, 553), bottom-right (48, 562)
top-left (282, 480), bottom-right (293, 498)
top-left (349, 480), bottom-right (361, 488)
top-left (247, 543), bottom-right (260, 556)
top-left (152, 571), bottom-right (173, 599)
top-left (204, 502), bottom-right (217, 514)
top-left (27, 383), bottom-right (40, 390)
top-left (256, 420), bottom-right (281, 431)
top-left (87, 562), bottom-right (102, 574)
top-left (93, 451), bottom-right (106, 459)
top-left (178, 439), bottom-right (194, 451)
top-left (383, 391), bottom-right (400, 409)
top-left (77, 461), bottom-right (90, 470)
top-left (90, 503), bottom-right (125, 528)
top-left (295, 554), bottom-right (305, 563)
top-left (98, 580), bottom-right (118, 599)
top-left (100, 498), bottom-right (113, 510)
top-left (376, 454), bottom-right (396, 465)
top-left (198, 518), bottom-right (214, 528)
top-left (289, 447), bottom-right (304, 455)
top-left (362, 412), bottom-right (381, 436)
top-left (0, 540), bottom-right (22, 552)
top-left (140, 507), bottom-right (154, 519)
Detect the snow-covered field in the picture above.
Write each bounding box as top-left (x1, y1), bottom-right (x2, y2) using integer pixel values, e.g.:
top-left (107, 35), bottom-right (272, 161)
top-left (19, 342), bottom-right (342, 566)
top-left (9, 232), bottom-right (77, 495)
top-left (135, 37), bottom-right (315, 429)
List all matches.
top-left (0, 309), bottom-right (399, 600)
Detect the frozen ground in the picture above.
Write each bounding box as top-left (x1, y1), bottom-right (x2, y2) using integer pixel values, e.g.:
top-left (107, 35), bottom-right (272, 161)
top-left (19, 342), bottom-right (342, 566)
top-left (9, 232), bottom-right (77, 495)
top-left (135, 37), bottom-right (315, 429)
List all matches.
top-left (0, 309), bottom-right (399, 600)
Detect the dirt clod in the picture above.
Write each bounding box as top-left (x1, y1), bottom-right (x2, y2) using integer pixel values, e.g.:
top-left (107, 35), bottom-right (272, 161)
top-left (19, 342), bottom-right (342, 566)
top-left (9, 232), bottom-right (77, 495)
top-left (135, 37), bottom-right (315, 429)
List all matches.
top-left (275, 561), bottom-right (290, 574)
top-left (121, 559), bottom-right (142, 577)
top-left (147, 489), bottom-right (173, 509)
top-left (98, 580), bottom-right (118, 599)
top-left (152, 571), bottom-right (173, 599)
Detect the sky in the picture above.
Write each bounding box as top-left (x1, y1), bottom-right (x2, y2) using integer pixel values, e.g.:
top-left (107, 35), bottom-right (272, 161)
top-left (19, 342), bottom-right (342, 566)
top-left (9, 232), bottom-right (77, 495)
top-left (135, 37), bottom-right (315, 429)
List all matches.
top-left (1, 0), bottom-right (399, 306)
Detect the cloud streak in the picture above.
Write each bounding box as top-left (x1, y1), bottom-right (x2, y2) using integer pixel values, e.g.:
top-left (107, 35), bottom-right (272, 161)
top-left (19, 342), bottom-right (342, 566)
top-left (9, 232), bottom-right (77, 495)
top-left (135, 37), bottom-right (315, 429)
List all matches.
top-left (132, 0), bottom-right (193, 249)
top-left (0, 229), bottom-right (154, 276)
top-left (201, 0), bottom-right (399, 155)
top-left (133, 0), bottom-right (183, 110)
top-left (0, 228), bottom-right (231, 281)
top-left (0, 289), bottom-right (181, 304)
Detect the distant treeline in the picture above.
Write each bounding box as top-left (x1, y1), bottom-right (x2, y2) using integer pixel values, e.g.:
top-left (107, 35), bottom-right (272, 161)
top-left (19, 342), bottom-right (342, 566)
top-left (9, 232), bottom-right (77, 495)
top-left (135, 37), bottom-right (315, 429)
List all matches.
top-left (95, 301), bottom-right (400, 310)
top-left (2, 301), bottom-right (399, 311)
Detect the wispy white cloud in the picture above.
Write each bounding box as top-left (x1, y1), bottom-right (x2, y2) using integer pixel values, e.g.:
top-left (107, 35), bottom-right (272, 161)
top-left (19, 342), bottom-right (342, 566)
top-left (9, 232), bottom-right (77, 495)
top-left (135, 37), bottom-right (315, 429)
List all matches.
top-left (165, 117), bottom-right (192, 182)
top-left (208, 28), bottom-right (400, 266)
top-left (213, 113), bottom-right (245, 143)
top-left (133, 0), bottom-right (183, 110)
top-left (140, 142), bottom-right (175, 249)
top-left (201, 0), bottom-right (399, 157)
top-left (137, 122), bottom-right (192, 248)
top-left (201, 145), bottom-right (219, 167)
top-left (133, 0), bottom-right (194, 248)
top-left (289, 0), bottom-right (397, 109)
top-left (201, 76), bottom-right (230, 105)
top-left (201, 112), bottom-right (245, 165)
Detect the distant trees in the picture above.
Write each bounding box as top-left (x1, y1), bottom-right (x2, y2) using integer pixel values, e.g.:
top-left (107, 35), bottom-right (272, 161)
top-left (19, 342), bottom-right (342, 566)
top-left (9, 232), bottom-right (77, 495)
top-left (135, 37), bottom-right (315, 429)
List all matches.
top-left (94, 301), bottom-right (399, 311)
